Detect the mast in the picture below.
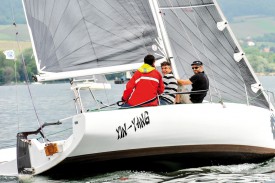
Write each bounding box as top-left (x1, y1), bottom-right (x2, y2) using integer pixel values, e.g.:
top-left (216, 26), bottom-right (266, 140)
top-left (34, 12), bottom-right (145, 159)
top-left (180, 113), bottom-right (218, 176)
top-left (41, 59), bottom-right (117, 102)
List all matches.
top-left (149, 0), bottom-right (180, 78)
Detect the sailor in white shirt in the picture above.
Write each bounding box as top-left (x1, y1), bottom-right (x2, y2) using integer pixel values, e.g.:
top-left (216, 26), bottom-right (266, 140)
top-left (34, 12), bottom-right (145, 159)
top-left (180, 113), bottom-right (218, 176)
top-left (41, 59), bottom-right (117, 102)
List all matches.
top-left (159, 61), bottom-right (178, 105)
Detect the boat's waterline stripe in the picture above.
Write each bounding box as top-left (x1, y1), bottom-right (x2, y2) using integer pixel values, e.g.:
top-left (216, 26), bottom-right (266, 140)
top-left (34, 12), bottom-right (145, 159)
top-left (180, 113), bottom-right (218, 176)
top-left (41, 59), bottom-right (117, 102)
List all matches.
top-left (159, 3), bottom-right (214, 10)
top-left (67, 144), bottom-right (275, 163)
top-left (135, 76), bottom-right (159, 84)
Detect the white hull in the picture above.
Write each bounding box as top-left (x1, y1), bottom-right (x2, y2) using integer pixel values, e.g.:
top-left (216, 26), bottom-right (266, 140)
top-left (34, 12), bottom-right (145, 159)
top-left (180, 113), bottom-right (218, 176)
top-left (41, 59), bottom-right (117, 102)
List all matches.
top-left (70, 103), bottom-right (275, 157)
top-left (1, 103), bottom-right (275, 176)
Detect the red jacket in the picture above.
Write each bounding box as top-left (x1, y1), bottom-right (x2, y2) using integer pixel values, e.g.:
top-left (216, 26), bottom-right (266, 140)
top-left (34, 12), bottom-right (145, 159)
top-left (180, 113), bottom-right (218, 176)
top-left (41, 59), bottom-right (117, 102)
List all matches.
top-left (122, 64), bottom-right (164, 107)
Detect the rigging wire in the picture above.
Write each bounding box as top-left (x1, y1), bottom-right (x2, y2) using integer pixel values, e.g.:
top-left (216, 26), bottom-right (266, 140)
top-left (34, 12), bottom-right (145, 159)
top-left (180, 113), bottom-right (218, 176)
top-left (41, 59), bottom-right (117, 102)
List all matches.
top-left (10, 0), bottom-right (47, 143)
top-left (9, 0), bottom-right (20, 132)
top-left (102, 77), bottom-right (111, 106)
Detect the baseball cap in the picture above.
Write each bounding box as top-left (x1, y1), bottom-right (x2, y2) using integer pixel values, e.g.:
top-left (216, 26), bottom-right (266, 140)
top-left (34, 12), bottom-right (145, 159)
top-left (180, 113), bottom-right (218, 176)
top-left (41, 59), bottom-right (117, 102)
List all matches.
top-left (191, 61), bottom-right (203, 66)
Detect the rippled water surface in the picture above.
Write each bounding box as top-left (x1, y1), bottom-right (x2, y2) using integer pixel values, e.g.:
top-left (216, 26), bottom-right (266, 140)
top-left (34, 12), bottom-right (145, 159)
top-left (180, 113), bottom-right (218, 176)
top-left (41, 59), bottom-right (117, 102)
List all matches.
top-left (0, 76), bottom-right (275, 182)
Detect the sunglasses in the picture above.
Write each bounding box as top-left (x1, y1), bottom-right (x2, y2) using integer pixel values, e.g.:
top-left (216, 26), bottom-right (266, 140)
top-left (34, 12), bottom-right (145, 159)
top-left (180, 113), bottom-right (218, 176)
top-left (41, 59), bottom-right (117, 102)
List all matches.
top-left (192, 67), bottom-right (199, 70)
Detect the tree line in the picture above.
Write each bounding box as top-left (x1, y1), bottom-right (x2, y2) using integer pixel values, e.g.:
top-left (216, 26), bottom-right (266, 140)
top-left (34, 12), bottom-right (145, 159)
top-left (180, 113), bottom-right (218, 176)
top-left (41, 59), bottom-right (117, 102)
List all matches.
top-left (0, 48), bottom-right (37, 85)
top-left (244, 46), bottom-right (275, 74)
top-left (243, 33), bottom-right (275, 73)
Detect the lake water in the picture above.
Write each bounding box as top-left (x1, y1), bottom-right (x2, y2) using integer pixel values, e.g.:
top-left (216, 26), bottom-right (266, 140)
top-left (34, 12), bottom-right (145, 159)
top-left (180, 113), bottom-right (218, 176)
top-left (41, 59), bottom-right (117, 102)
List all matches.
top-left (0, 76), bottom-right (275, 182)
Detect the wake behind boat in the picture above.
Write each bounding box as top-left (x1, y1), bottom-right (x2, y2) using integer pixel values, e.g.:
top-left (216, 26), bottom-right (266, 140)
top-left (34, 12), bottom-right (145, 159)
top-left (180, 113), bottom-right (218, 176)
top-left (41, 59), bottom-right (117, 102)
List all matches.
top-left (1, 0), bottom-right (275, 176)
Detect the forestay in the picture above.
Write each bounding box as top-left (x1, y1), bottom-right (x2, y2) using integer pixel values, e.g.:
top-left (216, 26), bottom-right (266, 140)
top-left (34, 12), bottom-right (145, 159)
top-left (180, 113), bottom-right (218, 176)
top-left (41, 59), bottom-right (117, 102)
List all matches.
top-left (157, 0), bottom-right (269, 108)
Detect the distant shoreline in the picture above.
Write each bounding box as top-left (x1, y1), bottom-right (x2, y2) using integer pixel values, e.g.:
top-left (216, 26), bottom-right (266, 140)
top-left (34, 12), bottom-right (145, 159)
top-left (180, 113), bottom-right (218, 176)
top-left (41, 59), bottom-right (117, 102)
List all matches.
top-left (256, 73), bottom-right (275, 76)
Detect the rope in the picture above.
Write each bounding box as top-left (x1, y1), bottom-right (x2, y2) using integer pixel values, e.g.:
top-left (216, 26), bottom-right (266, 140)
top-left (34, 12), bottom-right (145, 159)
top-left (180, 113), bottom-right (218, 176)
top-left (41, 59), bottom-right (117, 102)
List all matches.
top-left (87, 101), bottom-right (120, 111)
top-left (120, 96), bottom-right (158, 108)
top-left (10, 1), bottom-right (46, 143)
top-left (102, 78), bottom-right (110, 107)
top-left (36, 128), bottom-right (72, 141)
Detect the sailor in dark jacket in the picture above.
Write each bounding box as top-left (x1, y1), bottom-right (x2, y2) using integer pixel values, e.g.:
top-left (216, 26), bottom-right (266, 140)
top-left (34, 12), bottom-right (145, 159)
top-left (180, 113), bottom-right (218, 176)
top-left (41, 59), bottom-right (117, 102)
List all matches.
top-left (177, 61), bottom-right (209, 103)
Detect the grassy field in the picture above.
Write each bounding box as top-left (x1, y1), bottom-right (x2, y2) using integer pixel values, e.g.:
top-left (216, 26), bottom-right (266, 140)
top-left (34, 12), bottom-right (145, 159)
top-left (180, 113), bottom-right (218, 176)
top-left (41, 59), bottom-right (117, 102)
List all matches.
top-left (0, 40), bottom-right (31, 54)
top-left (229, 16), bottom-right (275, 39)
top-left (0, 24), bottom-right (31, 54)
top-left (0, 24), bottom-right (30, 41)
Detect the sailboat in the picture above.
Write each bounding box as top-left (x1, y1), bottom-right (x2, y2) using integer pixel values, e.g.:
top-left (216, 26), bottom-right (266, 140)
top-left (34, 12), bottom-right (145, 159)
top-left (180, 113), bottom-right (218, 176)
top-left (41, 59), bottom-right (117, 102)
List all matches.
top-left (1, 0), bottom-right (275, 176)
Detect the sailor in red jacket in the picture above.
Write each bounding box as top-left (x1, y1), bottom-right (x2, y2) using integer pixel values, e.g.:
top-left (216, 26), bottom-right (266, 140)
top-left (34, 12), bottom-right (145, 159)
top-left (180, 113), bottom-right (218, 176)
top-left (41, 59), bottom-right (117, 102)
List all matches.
top-left (122, 55), bottom-right (164, 107)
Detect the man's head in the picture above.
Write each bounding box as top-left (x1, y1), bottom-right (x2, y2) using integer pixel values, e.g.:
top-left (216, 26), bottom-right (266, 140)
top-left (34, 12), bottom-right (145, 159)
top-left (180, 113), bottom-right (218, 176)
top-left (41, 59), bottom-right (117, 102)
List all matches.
top-left (191, 61), bottom-right (204, 74)
top-left (144, 54), bottom-right (155, 67)
top-left (161, 61), bottom-right (172, 75)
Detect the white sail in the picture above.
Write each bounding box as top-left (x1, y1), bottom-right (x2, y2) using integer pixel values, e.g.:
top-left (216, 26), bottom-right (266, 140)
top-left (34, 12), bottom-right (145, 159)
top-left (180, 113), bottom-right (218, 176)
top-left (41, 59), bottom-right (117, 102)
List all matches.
top-left (22, 0), bottom-right (164, 75)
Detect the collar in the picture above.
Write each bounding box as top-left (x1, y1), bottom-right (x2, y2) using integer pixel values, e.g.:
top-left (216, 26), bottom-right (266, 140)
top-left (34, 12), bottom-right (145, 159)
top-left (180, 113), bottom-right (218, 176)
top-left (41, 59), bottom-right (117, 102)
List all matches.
top-left (138, 64), bottom-right (155, 73)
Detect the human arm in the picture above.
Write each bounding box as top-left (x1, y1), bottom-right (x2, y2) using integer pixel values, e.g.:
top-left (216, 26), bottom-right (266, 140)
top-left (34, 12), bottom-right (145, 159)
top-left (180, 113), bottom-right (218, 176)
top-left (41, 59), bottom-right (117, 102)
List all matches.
top-left (177, 79), bottom-right (192, 86)
top-left (157, 73), bottom-right (165, 94)
top-left (122, 71), bottom-right (139, 101)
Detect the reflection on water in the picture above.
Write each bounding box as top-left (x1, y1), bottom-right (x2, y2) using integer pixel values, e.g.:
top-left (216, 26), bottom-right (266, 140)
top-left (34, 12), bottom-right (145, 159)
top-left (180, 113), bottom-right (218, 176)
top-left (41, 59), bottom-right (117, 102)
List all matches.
top-left (0, 77), bottom-right (275, 182)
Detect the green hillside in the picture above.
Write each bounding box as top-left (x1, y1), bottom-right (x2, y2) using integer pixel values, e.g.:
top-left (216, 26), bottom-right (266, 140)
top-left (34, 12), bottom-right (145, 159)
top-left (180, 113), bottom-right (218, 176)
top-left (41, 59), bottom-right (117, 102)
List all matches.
top-left (217, 0), bottom-right (275, 21)
top-left (1, 0), bottom-right (275, 25)
top-left (230, 16), bottom-right (275, 39)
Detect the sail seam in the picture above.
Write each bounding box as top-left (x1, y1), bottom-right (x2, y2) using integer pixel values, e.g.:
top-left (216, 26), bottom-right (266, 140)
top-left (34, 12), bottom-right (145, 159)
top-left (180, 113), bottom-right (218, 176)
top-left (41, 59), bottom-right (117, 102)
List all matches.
top-left (76, 0), bottom-right (98, 63)
top-left (51, 0), bottom-right (72, 43)
top-left (198, 5), bottom-right (248, 92)
top-left (161, 20), bottom-right (245, 92)
top-left (163, 4), bottom-right (245, 90)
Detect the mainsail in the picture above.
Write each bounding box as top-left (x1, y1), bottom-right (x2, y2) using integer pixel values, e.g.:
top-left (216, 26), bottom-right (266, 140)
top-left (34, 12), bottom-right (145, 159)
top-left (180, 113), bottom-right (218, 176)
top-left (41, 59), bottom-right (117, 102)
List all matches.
top-left (23, 0), bottom-right (162, 74)
top-left (156, 0), bottom-right (269, 108)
